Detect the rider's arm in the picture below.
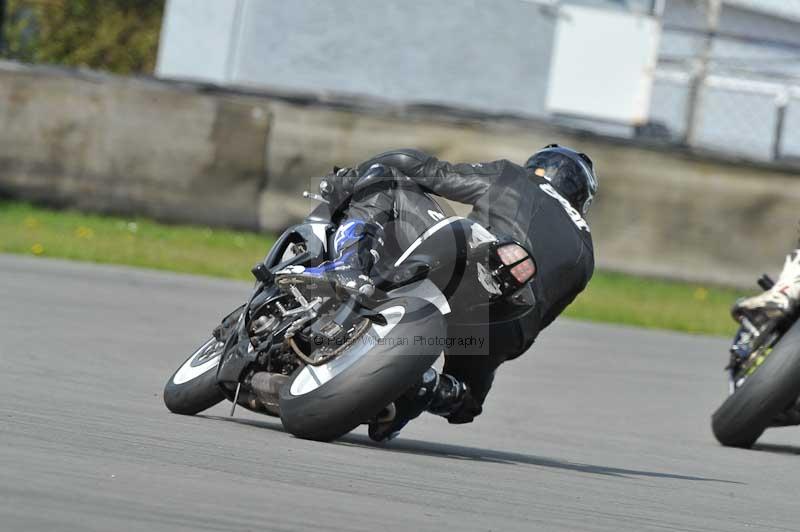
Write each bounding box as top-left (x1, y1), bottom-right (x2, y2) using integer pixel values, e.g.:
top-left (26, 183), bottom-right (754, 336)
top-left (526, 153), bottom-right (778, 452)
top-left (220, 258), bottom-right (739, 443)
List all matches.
top-left (355, 149), bottom-right (503, 206)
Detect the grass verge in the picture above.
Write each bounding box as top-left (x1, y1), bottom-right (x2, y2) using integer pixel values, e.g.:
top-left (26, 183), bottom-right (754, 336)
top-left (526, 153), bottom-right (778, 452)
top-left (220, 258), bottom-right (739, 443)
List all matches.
top-left (0, 201), bottom-right (275, 280)
top-left (567, 271), bottom-right (745, 337)
top-left (1, 200), bottom-right (747, 337)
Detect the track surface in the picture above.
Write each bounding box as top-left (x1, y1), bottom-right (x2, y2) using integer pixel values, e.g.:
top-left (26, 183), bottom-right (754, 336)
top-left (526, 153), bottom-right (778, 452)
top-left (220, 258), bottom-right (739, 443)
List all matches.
top-left (2, 254), bottom-right (800, 531)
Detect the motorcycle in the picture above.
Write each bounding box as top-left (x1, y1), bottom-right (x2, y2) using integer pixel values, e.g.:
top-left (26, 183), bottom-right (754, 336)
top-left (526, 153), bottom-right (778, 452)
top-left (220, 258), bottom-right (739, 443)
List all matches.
top-left (711, 274), bottom-right (800, 448)
top-left (163, 169), bottom-right (535, 441)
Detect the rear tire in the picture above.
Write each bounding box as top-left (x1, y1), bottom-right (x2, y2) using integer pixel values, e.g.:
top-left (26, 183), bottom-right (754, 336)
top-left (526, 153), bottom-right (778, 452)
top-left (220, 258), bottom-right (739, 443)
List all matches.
top-left (279, 297), bottom-right (445, 442)
top-left (712, 319), bottom-right (800, 448)
top-left (164, 337), bottom-right (226, 415)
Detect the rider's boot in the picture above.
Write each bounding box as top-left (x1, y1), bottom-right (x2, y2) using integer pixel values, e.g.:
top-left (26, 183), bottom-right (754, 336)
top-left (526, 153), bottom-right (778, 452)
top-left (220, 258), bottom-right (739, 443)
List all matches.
top-left (368, 368), bottom-right (469, 443)
top-left (275, 219), bottom-right (383, 298)
top-left (732, 250), bottom-right (800, 324)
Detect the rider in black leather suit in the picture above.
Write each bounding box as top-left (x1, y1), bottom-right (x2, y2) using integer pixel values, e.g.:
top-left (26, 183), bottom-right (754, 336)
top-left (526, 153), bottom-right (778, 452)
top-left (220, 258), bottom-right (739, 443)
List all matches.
top-left (276, 145), bottom-right (597, 441)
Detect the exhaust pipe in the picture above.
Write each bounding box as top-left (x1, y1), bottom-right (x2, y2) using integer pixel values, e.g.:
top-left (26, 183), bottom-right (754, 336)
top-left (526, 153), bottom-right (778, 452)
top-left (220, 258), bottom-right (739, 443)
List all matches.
top-left (250, 372), bottom-right (292, 417)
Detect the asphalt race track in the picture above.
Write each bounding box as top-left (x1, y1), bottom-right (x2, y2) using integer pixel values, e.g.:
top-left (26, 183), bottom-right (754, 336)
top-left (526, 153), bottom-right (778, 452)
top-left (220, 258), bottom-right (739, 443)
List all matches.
top-left (3, 254), bottom-right (800, 532)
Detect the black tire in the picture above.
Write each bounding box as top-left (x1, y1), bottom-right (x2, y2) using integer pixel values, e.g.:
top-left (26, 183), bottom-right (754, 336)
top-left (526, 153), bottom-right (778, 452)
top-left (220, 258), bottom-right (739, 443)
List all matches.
top-left (712, 319), bottom-right (800, 448)
top-left (279, 297), bottom-right (445, 442)
top-left (164, 337), bottom-right (226, 415)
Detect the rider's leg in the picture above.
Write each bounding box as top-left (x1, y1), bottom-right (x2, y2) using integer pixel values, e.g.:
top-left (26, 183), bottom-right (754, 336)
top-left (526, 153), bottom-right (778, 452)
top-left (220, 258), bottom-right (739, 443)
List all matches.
top-left (273, 217), bottom-right (383, 297)
top-left (367, 367), bottom-right (471, 442)
top-left (437, 318), bottom-right (534, 424)
top-left (345, 170), bottom-right (446, 265)
top-left (368, 321), bottom-right (519, 442)
top-left (275, 169), bottom-right (443, 297)
top-left (732, 249), bottom-right (800, 322)
top-left (368, 261), bottom-right (536, 441)
top-left (366, 353), bottom-right (498, 442)
top-left (273, 173), bottom-right (395, 297)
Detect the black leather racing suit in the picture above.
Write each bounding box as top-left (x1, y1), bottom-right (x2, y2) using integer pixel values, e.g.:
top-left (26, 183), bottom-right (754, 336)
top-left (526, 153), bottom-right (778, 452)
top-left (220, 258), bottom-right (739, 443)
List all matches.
top-left (334, 149), bottom-right (595, 420)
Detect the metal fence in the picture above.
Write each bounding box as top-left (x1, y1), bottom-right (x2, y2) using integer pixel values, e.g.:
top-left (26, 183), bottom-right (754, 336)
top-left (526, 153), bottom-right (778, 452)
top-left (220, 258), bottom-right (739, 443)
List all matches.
top-left (648, 0), bottom-right (800, 162)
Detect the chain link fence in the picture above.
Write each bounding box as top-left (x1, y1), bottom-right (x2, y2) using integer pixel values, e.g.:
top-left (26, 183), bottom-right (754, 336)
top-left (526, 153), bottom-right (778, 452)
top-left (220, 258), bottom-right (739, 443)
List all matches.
top-left (649, 0), bottom-right (800, 162)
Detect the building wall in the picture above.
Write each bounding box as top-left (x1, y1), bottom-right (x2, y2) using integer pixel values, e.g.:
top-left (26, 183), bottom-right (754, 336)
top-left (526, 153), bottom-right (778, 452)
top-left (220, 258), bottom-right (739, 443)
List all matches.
top-left (0, 63), bottom-right (270, 229)
top-left (230, 0), bottom-right (556, 116)
top-left (155, 0), bottom-right (242, 83)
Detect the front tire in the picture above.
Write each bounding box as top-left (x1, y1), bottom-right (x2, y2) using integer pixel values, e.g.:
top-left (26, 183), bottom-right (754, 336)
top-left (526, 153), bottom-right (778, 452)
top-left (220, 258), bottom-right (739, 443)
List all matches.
top-left (164, 337), bottom-right (226, 415)
top-left (712, 319), bottom-right (800, 448)
top-left (279, 297), bottom-right (445, 442)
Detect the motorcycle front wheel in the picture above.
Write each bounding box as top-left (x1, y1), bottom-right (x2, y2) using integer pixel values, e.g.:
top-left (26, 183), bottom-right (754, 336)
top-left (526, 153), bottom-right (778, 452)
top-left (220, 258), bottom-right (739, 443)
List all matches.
top-left (712, 319), bottom-right (800, 448)
top-left (163, 336), bottom-right (226, 415)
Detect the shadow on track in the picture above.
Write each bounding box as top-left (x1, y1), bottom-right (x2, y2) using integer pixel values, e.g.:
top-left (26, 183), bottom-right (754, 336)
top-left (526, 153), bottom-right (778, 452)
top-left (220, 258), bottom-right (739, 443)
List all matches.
top-left (201, 415), bottom-right (740, 484)
top-left (752, 443), bottom-right (800, 455)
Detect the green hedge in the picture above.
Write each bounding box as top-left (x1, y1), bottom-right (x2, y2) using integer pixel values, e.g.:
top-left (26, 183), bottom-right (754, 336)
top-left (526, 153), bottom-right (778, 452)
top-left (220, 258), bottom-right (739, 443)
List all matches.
top-left (3, 0), bottom-right (165, 74)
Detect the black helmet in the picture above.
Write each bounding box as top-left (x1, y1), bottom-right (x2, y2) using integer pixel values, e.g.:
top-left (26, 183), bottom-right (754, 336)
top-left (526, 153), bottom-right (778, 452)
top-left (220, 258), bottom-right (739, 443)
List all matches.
top-left (525, 144), bottom-right (598, 215)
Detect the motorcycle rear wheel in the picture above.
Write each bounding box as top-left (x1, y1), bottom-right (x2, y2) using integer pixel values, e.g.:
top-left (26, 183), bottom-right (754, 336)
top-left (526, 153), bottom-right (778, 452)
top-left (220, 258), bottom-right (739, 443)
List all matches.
top-left (279, 297), bottom-right (445, 442)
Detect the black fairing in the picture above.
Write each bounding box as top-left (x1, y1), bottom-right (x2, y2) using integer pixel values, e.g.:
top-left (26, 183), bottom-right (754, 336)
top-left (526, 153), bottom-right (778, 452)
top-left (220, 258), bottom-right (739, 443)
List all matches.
top-left (304, 203), bottom-right (332, 224)
top-left (264, 222), bottom-right (330, 270)
top-left (216, 219), bottom-right (333, 387)
top-left (216, 325), bottom-right (258, 387)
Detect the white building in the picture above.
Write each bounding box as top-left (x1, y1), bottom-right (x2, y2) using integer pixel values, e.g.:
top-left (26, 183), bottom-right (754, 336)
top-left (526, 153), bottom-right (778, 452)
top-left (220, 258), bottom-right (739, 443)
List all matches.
top-left (157, 0), bottom-right (800, 162)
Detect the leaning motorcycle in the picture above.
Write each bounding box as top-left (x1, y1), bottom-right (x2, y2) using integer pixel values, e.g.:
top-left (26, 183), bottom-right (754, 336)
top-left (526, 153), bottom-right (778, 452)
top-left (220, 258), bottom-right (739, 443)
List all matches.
top-left (711, 274), bottom-right (800, 448)
top-left (163, 170), bottom-right (535, 442)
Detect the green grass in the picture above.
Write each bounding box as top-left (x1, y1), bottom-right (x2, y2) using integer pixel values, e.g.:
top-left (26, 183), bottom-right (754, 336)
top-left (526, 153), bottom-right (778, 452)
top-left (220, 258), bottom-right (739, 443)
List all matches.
top-left (565, 271), bottom-right (746, 337)
top-left (0, 200), bottom-right (747, 336)
top-left (0, 201), bottom-right (275, 280)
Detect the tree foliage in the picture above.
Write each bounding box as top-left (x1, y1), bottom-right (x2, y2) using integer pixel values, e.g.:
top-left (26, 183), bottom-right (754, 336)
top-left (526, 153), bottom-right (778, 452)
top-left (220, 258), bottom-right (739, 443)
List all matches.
top-left (3, 0), bottom-right (165, 74)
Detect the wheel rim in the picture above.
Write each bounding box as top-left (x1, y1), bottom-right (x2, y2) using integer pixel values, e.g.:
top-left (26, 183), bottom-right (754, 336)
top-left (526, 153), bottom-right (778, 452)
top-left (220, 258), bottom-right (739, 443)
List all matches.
top-left (289, 305), bottom-right (406, 396)
top-left (173, 338), bottom-right (225, 385)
